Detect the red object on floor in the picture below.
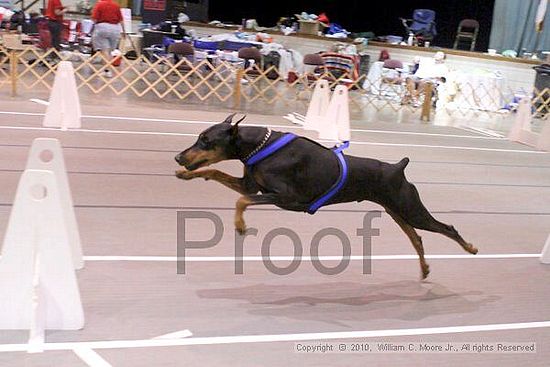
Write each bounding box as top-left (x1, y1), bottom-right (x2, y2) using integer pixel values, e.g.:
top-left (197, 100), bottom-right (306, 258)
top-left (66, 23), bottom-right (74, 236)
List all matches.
top-left (112, 55), bottom-right (122, 66)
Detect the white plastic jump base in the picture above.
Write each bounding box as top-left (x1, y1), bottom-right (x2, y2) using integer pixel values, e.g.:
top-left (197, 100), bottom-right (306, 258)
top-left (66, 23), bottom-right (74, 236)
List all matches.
top-left (43, 61), bottom-right (82, 130)
top-left (0, 170), bottom-right (85, 349)
top-left (508, 97), bottom-right (550, 152)
top-left (301, 80), bottom-right (351, 144)
top-left (541, 234), bottom-right (550, 264)
top-left (283, 112), bottom-right (305, 125)
top-left (537, 122), bottom-right (550, 151)
top-left (318, 85), bottom-right (351, 142)
top-left (303, 80), bottom-right (330, 131)
top-left (26, 138), bottom-right (83, 270)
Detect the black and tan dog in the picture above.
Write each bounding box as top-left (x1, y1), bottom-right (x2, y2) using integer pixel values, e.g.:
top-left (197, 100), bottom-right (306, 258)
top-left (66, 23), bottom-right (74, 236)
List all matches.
top-left (175, 114), bottom-right (478, 279)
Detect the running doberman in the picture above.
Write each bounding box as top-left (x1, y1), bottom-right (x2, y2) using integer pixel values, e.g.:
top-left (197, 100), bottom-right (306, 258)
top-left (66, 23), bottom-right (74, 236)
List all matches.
top-left (175, 114), bottom-right (478, 279)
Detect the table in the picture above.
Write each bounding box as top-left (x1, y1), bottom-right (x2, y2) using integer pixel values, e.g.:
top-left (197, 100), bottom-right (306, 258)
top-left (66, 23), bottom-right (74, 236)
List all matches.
top-left (142, 29), bottom-right (183, 48)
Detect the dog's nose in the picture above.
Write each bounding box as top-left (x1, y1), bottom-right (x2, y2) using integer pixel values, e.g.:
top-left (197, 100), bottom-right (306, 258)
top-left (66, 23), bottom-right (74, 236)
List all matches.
top-left (175, 153), bottom-right (182, 164)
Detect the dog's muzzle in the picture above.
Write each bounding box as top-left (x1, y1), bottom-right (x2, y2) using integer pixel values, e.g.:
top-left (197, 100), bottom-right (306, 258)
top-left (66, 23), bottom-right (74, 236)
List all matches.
top-left (175, 152), bottom-right (207, 171)
top-left (175, 152), bottom-right (188, 166)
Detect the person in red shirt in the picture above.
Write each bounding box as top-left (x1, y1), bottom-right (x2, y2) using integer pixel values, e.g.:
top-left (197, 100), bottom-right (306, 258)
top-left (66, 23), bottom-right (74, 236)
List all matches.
top-left (91, 0), bottom-right (125, 77)
top-left (44, 0), bottom-right (66, 51)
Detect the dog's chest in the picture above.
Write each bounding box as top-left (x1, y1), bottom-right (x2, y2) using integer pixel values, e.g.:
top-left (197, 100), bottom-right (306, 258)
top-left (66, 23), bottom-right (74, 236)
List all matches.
top-left (252, 172), bottom-right (269, 191)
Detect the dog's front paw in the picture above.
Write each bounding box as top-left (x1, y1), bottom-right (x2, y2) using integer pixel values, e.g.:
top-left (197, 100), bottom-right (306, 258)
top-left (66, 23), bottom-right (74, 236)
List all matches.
top-left (235, 218), bottom-right (247, 235)
top-left (175, 169), bottom-right (195, 180)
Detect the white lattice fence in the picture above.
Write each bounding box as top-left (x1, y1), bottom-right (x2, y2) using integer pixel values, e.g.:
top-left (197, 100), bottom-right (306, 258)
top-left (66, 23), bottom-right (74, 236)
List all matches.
top-left (3, 46), bottom-right (547, 121)
top-left (0, 46), bottom-right (10, 90)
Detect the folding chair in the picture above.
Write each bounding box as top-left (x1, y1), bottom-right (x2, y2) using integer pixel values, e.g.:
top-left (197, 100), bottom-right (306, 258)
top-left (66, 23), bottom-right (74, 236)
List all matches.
top-left (400, 9), bottom-right (437, 45)
top-left (453, 19), bottom-right (479, 51)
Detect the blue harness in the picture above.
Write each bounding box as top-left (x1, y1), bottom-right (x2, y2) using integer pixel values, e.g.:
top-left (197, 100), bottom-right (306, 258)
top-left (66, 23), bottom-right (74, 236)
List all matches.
top-left (244, 133), bottom-right (349, 214)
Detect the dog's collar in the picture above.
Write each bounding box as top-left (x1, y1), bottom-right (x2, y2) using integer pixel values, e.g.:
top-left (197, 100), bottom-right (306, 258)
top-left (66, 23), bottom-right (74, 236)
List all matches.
top-left (242, 128), bottom-right (272, 163)
top-left (244, 132), bottom-right (297, 166)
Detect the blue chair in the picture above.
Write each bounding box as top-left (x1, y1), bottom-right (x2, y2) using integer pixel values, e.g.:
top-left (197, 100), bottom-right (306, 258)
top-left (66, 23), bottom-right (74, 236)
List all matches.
top-left (223, 40), bottom-right (255, 52)
top-left (400, 9), bottom-right (437, 44)
top-left (163, 36), bottom-right (176, 48)
top-left (193, 40), bottom-right (220, 51)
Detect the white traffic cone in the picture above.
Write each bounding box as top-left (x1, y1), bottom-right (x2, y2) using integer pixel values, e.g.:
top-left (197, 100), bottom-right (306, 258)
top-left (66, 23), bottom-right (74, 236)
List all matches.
top-left (318, 85), bottom-right (351, 142)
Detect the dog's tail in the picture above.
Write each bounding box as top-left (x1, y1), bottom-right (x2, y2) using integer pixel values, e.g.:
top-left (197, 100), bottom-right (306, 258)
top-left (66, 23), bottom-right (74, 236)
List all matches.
top-left (395, 157), bottom-right (410, 171)
top-left (386, 157), bottom-right (410, 186)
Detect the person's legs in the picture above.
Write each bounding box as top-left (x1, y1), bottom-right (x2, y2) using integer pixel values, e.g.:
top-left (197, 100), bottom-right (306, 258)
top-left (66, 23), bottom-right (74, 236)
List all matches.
top-left (93, 24), bottom-right (122, 77)
top-left (101, 48), bottom-right (111, 62)
top-left (403, 77), bottom-right (422, 105)
top-left (102, 34), bottom-right (121, 77)
top-left (92, 24), bottom-right (112, 77)
top-left (105, 28), bottom-right (121, 68)
top-left (413, 80), bottom-right (425, 105)
top-left (47, 20), bottom-right (62, 51)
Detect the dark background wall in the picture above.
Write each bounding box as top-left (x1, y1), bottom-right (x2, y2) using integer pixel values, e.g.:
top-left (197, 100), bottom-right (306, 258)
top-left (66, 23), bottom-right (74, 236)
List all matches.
top-left (208, 0), bottom-right (495, 52)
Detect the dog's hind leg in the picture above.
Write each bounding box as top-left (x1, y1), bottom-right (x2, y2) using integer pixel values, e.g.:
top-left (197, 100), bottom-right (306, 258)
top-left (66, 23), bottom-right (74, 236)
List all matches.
top-left (415, 218), bottom-right (478, 255)
top-left (385, 208), bottom-right (430, 279)
top-left (235, 194), bottom-right (279, 235)
top-left (395, 183), bottom-right (478, 255)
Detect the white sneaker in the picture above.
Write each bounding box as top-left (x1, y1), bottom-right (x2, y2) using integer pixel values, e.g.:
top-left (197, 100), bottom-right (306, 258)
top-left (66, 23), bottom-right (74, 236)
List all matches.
top-left (103, 70), bottom-right (113, 78)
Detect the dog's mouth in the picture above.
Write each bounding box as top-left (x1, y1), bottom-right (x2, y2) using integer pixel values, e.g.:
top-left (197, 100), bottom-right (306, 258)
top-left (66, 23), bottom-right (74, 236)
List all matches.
top-left (185, 159), bottom-right (208, 171)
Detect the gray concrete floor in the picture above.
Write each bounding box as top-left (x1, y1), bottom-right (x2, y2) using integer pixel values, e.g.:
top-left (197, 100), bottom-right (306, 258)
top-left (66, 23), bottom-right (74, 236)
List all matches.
top-left (0, 93), bottom-right (549, 366)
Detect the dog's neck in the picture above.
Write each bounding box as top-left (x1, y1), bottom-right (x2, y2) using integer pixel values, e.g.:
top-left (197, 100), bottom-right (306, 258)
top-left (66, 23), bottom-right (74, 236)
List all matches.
top-left (235, 126), bottom-right (277, 162)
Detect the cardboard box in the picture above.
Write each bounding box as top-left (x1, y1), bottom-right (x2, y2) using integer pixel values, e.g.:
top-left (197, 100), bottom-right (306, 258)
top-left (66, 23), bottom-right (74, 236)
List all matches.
top-left (298, 20), bottom-right (319, 35)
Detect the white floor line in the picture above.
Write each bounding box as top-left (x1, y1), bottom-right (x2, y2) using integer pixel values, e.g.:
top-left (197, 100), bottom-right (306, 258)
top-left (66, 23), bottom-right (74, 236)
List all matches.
top-left (354, 141), bottom-right (543, 154)
top-left (0, 110), bottom-right (503, 140)
top-left (28, 99), bottom-right (50, 106)
top-left (0, 125), bottom-right (197, 137)
top-left (459, 126), bottom-right (506, 138)
top-left (81, 253), bottom-right (540, 262)
top-left (0, 125), bottom-right (541, 154)
top-left (152, 329), bottom-right (193, 340)
top-left (1, 320), bottom-right (550, 352)
top-left (0, 111), bottom-right (43, 117)
top-left (73, 347), bottom-right (112, 367)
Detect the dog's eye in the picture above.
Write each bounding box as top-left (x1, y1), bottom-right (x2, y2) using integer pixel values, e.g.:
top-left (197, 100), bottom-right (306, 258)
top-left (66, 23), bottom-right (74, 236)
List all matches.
top-left (199, 135), bottom-right (210, 147)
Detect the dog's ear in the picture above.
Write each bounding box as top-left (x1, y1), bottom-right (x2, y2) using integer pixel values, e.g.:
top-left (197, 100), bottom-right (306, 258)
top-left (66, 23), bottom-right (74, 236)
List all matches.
top-left (230, 115), bottom-right (246, 137)
top-left (223, 113), bottom-right (236, 124)
top-left (232, 115), bottom-right (246, 127)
